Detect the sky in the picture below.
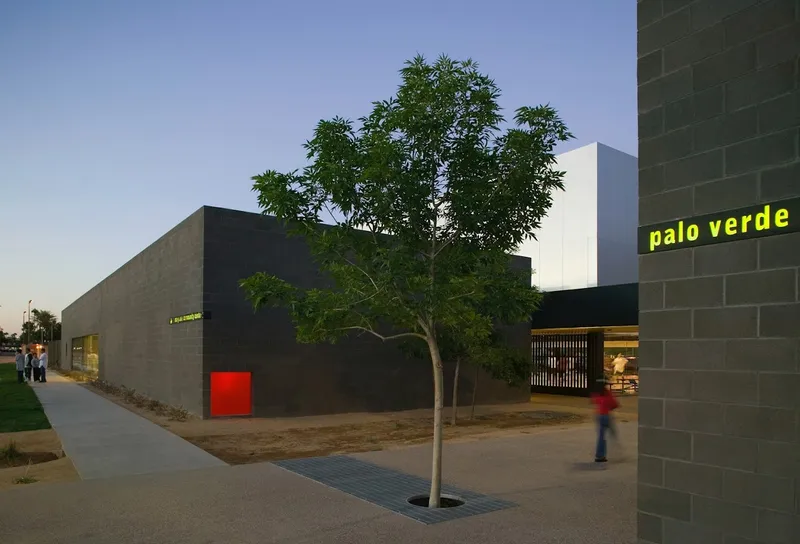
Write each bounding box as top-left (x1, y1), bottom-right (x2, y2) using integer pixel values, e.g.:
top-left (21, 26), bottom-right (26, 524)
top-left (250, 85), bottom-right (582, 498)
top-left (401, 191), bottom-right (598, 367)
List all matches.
top-left (0, 0), bottom-right (636, 335)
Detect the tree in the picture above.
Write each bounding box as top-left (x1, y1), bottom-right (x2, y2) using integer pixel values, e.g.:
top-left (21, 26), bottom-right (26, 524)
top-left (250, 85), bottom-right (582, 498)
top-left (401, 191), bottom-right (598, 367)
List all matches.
top-left (400, 328), bottom-right (529, 426)
top-left (31, 309), bottom-right (59, 342)
top-left (399, 265), bottom-right (538, 426)
top-left (21, 321), bottom-right (36, 345)
top-left (240, 55), bottom-right (571, 507)
top-left (464, 332), bottom-right (531, 420)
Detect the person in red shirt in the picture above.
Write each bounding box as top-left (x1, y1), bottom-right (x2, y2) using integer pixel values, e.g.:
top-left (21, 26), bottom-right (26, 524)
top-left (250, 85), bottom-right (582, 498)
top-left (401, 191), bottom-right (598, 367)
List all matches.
top-left (590, 378), bottom-right (619, 463)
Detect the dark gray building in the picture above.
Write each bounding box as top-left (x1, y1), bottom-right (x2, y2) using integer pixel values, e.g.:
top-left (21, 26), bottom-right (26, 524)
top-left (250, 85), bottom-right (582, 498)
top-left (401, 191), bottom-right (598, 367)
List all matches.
top-left (61, 206), bottom-right (530, 419)
top-left (637, 1), bottom-right (799, 543)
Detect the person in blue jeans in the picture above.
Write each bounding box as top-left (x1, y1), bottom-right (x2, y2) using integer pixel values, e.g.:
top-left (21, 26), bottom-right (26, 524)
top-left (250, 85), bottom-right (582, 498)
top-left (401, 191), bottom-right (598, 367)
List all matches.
top-left (590, 379), bottom-right (619, 462)
top-left (15, 348), bottom-right (25, 383)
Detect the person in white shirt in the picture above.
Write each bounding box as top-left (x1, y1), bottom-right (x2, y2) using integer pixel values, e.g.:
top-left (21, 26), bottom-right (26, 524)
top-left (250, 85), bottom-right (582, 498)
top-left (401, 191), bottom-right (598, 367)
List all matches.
top-left (612, 354), bottom-right (628, 376)
top-left (38, 348), bottom-right (48, 383)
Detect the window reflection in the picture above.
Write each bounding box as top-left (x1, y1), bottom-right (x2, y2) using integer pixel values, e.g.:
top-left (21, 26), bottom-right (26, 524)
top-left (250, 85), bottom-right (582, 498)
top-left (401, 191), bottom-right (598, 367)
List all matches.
top-left (71, 334), bottom-right (99, 375)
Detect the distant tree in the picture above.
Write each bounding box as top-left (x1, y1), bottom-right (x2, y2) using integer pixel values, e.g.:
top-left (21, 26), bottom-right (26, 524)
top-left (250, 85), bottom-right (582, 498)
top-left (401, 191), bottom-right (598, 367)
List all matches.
top-left (241, 55), bottom-right (570, 507)
top-left (464, 332), bottom-right (531, 420)
top-left (32, 309), bottom-right (58, 342)
top-left (21, 321), bottom-right (36, 345)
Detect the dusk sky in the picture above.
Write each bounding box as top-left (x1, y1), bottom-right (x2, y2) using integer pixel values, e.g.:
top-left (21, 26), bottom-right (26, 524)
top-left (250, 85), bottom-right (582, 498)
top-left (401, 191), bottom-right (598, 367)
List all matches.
top-left (0, 0), bottom-right (636, 335)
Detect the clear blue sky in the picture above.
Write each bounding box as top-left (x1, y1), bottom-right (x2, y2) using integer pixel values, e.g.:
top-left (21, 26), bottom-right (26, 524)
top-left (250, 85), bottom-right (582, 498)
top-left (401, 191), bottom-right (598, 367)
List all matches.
top-left (0, 0), bottom-right (635, 335)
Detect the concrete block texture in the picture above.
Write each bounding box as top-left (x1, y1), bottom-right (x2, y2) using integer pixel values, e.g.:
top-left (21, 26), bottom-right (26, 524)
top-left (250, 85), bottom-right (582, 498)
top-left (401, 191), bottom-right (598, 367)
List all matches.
top-left (727, 60), bottom-right (797, 112)
top-left (63, 206), bottom-right (530, 420)
top-left (201, 207), bottom-right (529, 418)
top-left (664, 399), bottom-right (724, 433)
top-left (639, 0), bottom-right (800, 542)
top-left (61, 209), bottom-right (205, 415)
top-left (693, 173), bottom-right (758, 215)
top-left (760, 155), bottom-right (800, 201)
top-left (664, 276), bottom-right (723, 308)
top-left (693, 433), bottom-right (759, 471)
top-left (664, 459), bottom-right (724, 498)
top-left (725, 269), bottom-right (797, 305)
top-left (665, 339), bottom-right (725, 369)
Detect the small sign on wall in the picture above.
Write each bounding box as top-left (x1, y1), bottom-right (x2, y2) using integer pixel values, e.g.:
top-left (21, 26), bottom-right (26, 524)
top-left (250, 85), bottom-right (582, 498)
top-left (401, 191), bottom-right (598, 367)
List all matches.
top-left (169, 311), bottom-right (210, 325)
top-left (638, 198), bottom-right (800, 254)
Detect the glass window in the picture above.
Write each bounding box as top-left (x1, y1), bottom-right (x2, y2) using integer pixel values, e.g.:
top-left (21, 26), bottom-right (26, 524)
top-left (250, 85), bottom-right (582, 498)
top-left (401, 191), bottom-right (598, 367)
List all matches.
top-left (71, 334), bottom-right (99, 375)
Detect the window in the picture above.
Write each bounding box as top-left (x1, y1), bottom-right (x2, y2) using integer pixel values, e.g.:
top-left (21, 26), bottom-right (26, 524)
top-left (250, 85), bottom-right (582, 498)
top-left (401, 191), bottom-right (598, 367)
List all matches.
top-left (71, 334), bottom-right (99, 375)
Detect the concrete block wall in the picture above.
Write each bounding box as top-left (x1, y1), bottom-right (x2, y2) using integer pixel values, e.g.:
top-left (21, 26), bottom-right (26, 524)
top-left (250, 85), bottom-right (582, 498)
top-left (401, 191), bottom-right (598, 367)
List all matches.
top-left (201, 206), bottom-right (531, 419)
top-left (61, 209), bottom-right (205, 415)
top-left (637, 1), bottom-right (800, 543)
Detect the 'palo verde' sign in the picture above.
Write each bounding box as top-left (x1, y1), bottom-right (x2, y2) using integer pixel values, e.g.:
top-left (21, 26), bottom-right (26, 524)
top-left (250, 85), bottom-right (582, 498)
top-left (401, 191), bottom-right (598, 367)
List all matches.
top-left (638, 198), bottom-right (800, 254)
top-left (169, 311), bottom-right (208, 325)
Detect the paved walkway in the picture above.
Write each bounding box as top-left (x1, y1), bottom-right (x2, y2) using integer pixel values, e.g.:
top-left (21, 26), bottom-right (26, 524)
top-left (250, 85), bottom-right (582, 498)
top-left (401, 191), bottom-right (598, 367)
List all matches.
top-left (0, 422), bottom-right (636, 544)
top-left (32, 373), bottom-right (225, 480)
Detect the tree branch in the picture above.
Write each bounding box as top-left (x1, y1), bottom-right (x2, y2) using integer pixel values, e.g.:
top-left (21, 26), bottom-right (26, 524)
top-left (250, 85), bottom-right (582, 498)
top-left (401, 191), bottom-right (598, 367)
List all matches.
top-left (447, 291), bottom-right (475, 301)
top-left (338, 326), bottom-right (426, 342)
top-left (342, 255), bottom-right (380, 292)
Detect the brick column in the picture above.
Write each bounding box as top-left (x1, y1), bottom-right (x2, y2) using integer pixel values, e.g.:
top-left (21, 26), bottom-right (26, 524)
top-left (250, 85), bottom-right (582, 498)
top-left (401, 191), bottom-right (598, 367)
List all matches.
top-left (637, 1), bottom-right (800, 543)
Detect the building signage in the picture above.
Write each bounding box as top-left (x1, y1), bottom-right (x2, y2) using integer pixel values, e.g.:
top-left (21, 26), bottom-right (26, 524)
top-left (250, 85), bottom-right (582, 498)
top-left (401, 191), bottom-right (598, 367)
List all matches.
top-left (638, 198), bottom-right (800, 254)
top-left (169, 311), bottom-right (208, 325)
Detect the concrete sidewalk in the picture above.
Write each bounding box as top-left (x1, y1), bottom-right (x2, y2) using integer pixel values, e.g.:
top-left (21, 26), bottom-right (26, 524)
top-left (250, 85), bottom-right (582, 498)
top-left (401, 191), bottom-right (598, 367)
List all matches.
top-left (32, 373), bottom-right (225, 480)
top-left (0, 423), bottom-right (636, 544)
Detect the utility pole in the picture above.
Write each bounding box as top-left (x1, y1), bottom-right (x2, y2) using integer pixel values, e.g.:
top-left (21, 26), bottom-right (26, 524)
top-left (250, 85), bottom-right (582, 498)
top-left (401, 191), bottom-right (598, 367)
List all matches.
top-left (27, 300), bottom-right (31, 348)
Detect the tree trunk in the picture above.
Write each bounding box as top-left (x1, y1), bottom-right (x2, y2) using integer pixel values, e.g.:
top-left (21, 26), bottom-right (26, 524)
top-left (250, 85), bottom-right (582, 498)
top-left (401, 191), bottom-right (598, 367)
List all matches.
top-left (451, 357), bottom-right (461, 426)
top-left (426, 334), bottom-right (445, 508)
top-left (470, 364), bottom-right (479, 420)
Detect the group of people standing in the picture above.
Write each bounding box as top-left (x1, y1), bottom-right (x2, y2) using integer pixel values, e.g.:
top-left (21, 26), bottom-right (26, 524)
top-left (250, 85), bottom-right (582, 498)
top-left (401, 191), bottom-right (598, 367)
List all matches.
top-left (14, 347), bottom-right (48, 384)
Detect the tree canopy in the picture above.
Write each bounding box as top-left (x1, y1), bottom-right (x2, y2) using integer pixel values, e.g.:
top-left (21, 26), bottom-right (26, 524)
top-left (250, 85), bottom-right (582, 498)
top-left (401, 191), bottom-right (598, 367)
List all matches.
top-left (241, 55), bottom-right (572, 506)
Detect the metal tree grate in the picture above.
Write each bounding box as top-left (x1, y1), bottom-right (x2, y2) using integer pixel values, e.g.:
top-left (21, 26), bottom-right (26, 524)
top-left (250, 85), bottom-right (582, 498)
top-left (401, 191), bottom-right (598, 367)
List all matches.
top-left (274, 455), bottom-right (516, 524)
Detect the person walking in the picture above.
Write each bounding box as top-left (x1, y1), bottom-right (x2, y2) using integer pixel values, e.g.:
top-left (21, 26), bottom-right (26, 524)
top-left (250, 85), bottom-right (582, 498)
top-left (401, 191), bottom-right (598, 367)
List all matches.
top-left (15, 348), bottom-right (25, 383)
top-left (590, 378), bottom-right (619, 463)
top-left (38, 348), bottom-right (48, 383)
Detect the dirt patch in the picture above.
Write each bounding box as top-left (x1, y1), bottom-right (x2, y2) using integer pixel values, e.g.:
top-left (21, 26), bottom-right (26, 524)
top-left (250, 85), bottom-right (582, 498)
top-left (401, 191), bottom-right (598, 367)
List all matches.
top-left (65, 379), bottom-right (587, 464)
top-left (0, 428), bottom-right (79, 490)
top-left (183, 410), bottom-right (586, 465)
top-left (2, 450), bottom-right (60, 468)
top-left (55, 372), bottom-right (598, 466)
top-left (0, 457), bottom-right (79, 490)
top-left (0, 428), bottom-right (62, 453)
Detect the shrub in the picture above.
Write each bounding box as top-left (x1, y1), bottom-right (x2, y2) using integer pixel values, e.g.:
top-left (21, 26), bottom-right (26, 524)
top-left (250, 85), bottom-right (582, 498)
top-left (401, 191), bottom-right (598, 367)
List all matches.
top-left (167, 406), bottom-right (189, 422)
top-left (89, 379), bottom-right (192, 421)
top-left (0, 440), bottom-right (22, 463)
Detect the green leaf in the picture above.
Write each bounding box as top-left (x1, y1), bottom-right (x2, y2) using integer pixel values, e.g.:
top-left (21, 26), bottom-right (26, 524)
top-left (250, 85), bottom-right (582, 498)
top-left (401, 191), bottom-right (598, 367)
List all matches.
top-left (242, 54), bottom-right (570, 361)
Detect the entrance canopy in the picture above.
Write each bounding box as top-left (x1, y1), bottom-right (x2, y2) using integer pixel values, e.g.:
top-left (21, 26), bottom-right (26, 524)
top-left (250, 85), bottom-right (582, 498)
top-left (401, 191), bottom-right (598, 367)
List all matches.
top-left (530, 283), bottom-right (638, 330)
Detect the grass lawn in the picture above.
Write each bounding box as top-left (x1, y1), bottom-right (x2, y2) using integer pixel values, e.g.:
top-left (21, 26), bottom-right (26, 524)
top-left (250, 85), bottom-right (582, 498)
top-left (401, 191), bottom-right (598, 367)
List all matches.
top-left (0, 363), bottom-right (51, 433)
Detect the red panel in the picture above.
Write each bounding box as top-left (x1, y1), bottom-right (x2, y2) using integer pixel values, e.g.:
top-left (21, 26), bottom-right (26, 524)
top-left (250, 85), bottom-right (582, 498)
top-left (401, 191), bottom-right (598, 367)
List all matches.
top-left (210, 372), bottom-right (252, 417)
